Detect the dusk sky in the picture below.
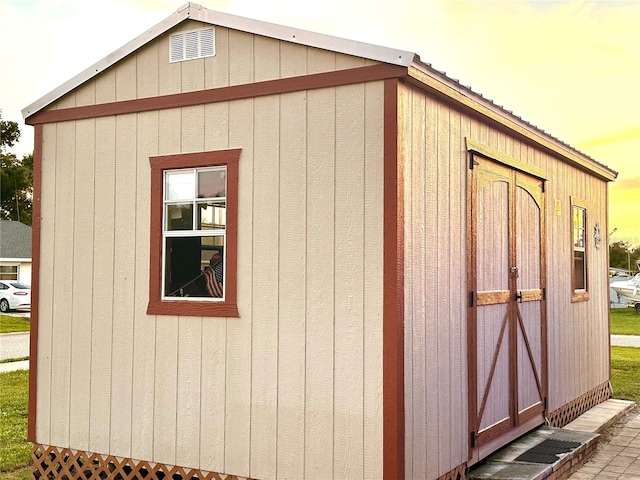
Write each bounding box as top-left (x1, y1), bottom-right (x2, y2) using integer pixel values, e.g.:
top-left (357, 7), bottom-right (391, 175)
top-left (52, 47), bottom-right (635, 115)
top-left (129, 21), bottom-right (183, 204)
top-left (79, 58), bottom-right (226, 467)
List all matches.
top-left (1, 0), bottom-right (638, 244)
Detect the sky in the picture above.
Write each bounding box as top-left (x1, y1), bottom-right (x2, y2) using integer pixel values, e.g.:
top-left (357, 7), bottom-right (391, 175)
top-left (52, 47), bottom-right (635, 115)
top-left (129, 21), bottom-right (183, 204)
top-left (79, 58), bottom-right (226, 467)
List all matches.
top-left (1, 0), bottom-right (638, 245)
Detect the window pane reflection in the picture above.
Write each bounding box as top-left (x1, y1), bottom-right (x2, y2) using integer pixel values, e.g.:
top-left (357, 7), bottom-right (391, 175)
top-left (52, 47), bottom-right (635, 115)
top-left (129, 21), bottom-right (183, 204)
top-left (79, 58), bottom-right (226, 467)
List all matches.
top-left (197, 201), bottom-right (226, 230)
top-left (166, 171), bottom-right (194, 201)
top-left (166, 204), bottom-right (193, 230)
top-left (198, 169), bottom-right (226, 198)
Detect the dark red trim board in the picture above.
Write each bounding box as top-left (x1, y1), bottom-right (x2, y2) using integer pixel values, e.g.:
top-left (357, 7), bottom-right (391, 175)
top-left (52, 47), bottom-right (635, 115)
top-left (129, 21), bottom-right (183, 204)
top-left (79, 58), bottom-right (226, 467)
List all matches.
top-left (26, 64), bottom-right (407, 125)
top-left (383, 78), bottom-right (405, 479)
top-left (28, 125), bottom-right (43, 442)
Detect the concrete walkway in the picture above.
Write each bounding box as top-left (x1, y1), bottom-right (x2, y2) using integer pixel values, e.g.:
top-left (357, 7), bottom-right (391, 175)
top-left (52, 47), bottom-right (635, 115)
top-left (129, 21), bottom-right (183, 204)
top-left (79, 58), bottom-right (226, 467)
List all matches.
top-left (611, 335), bottom-right (640, 348)
top-left (0, 359), bottom-right (29, 373)
top-left (0, 331), bottom-right (29, 360)
top-left (569, 407), bottom-right (640, 479)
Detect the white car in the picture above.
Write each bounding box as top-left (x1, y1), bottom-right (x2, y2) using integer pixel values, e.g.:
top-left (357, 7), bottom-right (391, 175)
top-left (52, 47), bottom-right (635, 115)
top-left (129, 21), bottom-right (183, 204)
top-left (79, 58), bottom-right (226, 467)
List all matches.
top-left (0, 281), bottom-right (31, 312)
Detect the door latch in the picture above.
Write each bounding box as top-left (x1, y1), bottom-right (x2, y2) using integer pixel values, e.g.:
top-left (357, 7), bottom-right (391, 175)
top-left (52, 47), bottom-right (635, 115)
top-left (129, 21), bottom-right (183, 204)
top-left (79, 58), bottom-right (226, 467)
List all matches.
top-left (515, 291), bottom-right (522, 302)
top-left (510, 266), bottom-right (519, 278)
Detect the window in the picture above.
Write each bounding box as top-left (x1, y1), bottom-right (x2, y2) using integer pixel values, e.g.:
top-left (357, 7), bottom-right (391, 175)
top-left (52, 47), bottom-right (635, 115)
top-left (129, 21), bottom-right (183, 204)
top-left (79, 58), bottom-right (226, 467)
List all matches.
top-left (571, 197), bottom-right (589, 301)
top-left (148, 150), bottom-right (240, 317)
top-left (0, 266), bottom-right (18, 281)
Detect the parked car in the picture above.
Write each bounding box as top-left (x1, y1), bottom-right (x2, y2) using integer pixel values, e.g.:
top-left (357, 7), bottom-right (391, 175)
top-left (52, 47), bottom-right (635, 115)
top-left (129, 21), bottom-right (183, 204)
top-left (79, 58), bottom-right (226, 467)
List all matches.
top-left (0, 281), bottom-right (31, 312)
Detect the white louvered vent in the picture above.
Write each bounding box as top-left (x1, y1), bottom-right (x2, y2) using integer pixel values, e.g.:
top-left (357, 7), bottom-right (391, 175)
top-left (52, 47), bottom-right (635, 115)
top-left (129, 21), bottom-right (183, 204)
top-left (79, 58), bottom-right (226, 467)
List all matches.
top-left (170, 27), bottom-right (215, 63)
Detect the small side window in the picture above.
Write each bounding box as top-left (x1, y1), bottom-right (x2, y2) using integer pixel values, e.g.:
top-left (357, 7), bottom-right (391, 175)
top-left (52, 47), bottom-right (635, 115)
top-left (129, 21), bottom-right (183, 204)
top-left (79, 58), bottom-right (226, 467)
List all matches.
top-left (571, 197), bottom-right (589, 302)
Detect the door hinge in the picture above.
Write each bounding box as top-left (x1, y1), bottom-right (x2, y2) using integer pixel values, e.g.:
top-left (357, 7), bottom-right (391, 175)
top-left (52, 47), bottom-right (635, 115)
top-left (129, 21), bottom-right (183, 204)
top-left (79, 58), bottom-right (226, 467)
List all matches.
top-left (542, 287), bottom-right (546, 300)
top-left (541, 181), bottom-right (546, 193)
top-left (543, 396), bottom-right (548, 410)
top-left (469, 156), bottom-right (479, 170)
top-left (470, 431), bottom-right (477, 448)
top-left (469, 291), bottom-right (475, 307)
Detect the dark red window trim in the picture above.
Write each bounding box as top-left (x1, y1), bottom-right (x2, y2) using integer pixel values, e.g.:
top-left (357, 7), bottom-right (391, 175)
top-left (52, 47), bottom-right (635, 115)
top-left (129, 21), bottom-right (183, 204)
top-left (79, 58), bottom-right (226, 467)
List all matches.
top-left (148, 149), bottom-right (240, 317)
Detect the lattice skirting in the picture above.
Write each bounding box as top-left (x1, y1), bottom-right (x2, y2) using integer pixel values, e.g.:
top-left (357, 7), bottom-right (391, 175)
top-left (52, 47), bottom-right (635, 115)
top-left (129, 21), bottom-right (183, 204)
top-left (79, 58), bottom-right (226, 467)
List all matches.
top-left (546, 381), bottom-right (612, 428)
top-left (31, 444), bottom-right (256, 480)
top-left (437, 463), bottom-right (467, 480)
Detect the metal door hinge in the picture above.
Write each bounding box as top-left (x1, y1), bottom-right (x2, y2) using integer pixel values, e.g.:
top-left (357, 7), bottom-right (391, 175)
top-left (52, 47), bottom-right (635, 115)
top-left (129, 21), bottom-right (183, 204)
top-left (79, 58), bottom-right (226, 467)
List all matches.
top-left (470, 431), bottom-right (477, 448)
top-left (469, 291), bottom-right (475, 307)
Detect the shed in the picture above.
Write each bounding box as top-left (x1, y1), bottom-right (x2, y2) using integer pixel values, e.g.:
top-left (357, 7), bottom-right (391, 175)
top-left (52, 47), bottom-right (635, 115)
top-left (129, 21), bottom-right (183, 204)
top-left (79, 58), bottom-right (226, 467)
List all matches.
top-left (0, 220), bottom-right (32, 285)
top-left (22, 3), bottom-right (617, 479)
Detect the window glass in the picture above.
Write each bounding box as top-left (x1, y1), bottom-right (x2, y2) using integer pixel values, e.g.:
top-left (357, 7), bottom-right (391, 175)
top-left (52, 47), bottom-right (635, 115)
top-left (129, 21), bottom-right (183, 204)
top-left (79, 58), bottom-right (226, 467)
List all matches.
top-left (166, 204), bottom-right (194, 230)
top-left (0, 266), bottom-right (18, 281)
top-left (197, 201), bottom-right (226, 230)
top-left (198, 169), bottom-right (226, 198)
top-left (573, 251), bottom-right (585, 290)
top-left (165, 171), bottom-right (194, 201)
top-left (571, 203), bottom-right (587, 296)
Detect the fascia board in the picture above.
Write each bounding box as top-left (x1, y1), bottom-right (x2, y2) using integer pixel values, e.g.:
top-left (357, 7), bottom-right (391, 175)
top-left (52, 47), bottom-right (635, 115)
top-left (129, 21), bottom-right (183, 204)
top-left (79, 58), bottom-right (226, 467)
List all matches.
top-left (188, 3), bottom-right (415, 67)
top-left (408, 60), bottom-right (618, 182)
top-left (22, 5), bottom-right (190, 119)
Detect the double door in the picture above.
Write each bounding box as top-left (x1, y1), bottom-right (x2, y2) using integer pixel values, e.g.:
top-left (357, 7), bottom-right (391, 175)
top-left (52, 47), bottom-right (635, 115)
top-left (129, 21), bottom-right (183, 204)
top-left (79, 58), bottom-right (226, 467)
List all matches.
top-left (467, 155), bottom-right (547, 462)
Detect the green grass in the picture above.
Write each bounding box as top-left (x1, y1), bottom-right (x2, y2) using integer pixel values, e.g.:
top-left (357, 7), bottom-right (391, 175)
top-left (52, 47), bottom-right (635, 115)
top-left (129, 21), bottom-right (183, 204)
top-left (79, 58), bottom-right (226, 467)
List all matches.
top-left (0, 467), bottom-right (30, 480)
top-left (0, 370), bottom-right (30, 476)
top-left (610, 308), bottom-right (640, 336)
top-left (0, 315), bottom-right (30, 334)
top-left (610, 346), bottom-right (640, 404)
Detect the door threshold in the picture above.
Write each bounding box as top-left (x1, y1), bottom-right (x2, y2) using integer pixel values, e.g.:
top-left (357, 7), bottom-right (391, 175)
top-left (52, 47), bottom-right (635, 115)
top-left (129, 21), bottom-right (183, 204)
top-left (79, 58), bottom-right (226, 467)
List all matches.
top-left (467, 426), bottom-right (597, 480)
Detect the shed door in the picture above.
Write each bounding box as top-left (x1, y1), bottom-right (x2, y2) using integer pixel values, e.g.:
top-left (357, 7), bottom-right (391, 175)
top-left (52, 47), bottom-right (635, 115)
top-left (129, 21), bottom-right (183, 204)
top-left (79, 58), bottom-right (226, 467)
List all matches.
top-left (468, 155), bottom-right (547, 461)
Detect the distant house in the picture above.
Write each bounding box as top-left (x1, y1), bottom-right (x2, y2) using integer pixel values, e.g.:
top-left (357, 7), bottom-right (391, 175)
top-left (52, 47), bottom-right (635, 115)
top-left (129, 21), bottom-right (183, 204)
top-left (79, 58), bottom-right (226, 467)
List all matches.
top-left (0, 220), bottom-right (32, 285)
top-left (22, 3), bottom-right (617, 480)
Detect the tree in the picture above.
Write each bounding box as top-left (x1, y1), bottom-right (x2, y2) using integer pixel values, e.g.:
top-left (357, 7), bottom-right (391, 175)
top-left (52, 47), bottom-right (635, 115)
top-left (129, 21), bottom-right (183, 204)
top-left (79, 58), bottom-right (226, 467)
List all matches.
top-left (1, 119), bottom-right (33, 225)
top-left (610, 241), bottom-right (640, 271)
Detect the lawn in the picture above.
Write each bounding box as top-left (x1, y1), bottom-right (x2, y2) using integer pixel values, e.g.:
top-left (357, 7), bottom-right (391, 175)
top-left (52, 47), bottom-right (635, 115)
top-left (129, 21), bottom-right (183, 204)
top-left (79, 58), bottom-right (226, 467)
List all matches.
top-left (610, 307), bottom-right (640, 336)
top-left (0, 370), bottom-right (30, 478)
top-left (0, 315), bottom-right (30, 334)
top-left (610, 346), bottom-right (640, 404)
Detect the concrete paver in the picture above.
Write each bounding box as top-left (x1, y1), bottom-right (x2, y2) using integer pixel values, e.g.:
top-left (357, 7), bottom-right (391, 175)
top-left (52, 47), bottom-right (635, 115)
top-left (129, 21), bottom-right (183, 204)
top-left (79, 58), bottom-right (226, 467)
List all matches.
top-left (569, 408), bottom-right (640, 479)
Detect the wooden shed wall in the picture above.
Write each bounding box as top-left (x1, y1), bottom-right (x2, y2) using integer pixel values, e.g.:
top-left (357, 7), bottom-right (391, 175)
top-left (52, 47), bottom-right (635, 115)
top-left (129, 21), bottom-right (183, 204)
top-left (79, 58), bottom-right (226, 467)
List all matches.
top-left (545, 162), bottom-right (610, 412)
top-left (48, 20), bottom-right (379, 109)
top-left (35, 27), bottom-right (386, 480)
top-left (400, 81), bottom-right (610, 478)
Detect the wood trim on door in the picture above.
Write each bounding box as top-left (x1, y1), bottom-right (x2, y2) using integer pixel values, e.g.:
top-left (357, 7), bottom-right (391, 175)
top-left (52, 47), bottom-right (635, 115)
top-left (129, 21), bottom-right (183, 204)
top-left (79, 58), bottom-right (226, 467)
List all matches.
top-left (466, 146), bottom-right (548, 463)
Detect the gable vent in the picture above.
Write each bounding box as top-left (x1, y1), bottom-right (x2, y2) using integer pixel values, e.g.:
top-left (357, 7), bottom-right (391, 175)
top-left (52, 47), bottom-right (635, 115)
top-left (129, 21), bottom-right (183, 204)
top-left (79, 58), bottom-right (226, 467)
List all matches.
top-left (170, 27), bottom-right (215, 63)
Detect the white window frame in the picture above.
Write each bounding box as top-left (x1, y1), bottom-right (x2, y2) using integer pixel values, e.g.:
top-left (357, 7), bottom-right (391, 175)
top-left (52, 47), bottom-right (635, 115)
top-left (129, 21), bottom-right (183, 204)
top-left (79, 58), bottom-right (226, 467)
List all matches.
top-left (162, 166), bottom-right (227, 301)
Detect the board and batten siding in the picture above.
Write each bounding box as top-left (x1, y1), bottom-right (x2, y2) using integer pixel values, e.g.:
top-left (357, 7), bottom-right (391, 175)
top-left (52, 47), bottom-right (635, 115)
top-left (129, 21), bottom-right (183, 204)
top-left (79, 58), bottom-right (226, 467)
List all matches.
top-left (35, 29), bottom-right (385, 480)
top-left (545, 161), bottom-right (610, 413)
top-left (400, 80), bottom-right (611, 478)
top-left (400, 82), bottom-right (468, 479)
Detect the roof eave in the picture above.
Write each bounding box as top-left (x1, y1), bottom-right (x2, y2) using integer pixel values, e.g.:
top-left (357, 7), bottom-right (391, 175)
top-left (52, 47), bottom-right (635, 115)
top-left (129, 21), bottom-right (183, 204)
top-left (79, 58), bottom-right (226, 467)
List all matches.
top-left (407, 60), bottom-right (618, 182)
top-left (22, 5), bottom-right (189, 120)
top-left (23, 2), bottom-right (415, 120)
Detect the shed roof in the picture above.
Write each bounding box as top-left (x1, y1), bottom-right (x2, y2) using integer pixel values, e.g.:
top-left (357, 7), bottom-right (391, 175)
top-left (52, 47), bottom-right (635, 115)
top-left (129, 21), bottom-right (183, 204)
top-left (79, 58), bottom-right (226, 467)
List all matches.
top-left (22, 2), bottom-right (617, 182)
top-left (0, 221), bottom-right (32, 260)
